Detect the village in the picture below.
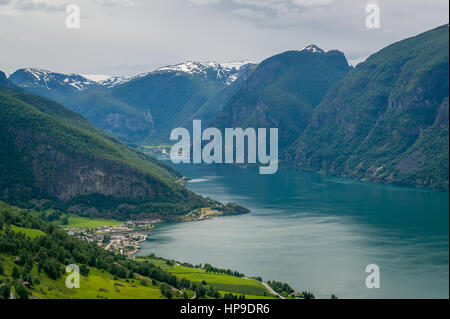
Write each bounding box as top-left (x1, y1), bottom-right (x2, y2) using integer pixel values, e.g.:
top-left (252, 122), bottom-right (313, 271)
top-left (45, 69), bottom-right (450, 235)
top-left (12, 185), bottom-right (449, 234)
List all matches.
top-left (63, 219), bottom-right (161, 258)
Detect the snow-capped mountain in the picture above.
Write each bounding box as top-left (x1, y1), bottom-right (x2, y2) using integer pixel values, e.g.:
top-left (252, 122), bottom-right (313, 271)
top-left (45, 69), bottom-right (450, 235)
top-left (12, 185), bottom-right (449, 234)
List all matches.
top-left (9, 68), bottom-right (148, 91)
top-left (81, 73), bottom-right (149, 88)
top-left (9, 68), bottom-right (99, 92)
top-left (9, 60), bottom-right (255, 93)
top-left (155, 61), bottom-right (255, 85)
top-left (7, 61), bottom-right (256, 146)
top-left (299, 44), bottom-right (325, 54)
top-left (81, 60), bottom-right (255, 88)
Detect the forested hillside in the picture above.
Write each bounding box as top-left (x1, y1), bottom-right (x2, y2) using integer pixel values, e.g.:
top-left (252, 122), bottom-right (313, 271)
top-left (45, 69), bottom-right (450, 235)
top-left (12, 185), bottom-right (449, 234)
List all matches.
top-left (286, 25), bottom-right (449, 191)
top-left (0, 201), bottom-right (276, 300)
top-left (0, 85), bottom-right (207, 219)
top-left (212, 45), bottom-right (351, 150)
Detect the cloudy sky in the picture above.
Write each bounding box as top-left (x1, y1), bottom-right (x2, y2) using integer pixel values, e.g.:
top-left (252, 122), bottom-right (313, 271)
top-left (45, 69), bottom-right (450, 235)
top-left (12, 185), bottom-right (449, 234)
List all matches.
top-left (0, 0), bottom-right (448, 76)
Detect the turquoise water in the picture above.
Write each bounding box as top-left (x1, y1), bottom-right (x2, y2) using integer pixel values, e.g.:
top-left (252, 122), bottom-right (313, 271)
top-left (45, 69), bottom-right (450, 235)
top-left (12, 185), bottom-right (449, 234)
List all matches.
top-left (138, 163), bottom-right (449, 299)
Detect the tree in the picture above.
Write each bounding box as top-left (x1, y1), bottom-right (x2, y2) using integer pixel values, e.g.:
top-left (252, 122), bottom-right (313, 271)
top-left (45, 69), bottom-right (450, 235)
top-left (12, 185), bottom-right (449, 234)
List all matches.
top-left (160, 283), bottom-right (173, 299)
top-left (0, 283), bottom-right (11, 299)
top-left (17, 252), bottom-right (33, 269)
top-left (21, 271), bottom-right (33, 286)
top-left (180, 278), bottom-right (190, 289)
top-left (166, 260), bottom-right (174, 266)
top-left (11, 266), bottom-right (20, 280)
top-left (302, 291), bottom-right (315, 299)
top-left (61, 216), bottom-right (69, 226)
top-left (197, 286), bottom-right (206, 298)
top-left (14, 282), bottom-right (30, 300)
top-left (0, 263), bottom-right (4, 275)
top-left (80, 264), bottom-right (90, 277)
top-left (40, 258), bottom-right (62, 280)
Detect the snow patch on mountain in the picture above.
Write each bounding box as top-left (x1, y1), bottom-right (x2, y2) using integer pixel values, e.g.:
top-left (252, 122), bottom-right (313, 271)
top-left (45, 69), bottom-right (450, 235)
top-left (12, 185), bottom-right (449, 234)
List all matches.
top-left (81, 74), bottom-right (113, 83)
top-left (14, 68), bottom-right (97, 91)
top-left (155, 61), bottom-right (254, 85)
top-left (11, 61), bottom-right (255, 90)
top-left (81, 74), bottom-right (143, 88)
top-left (299, 44), bottom-right (325, 54)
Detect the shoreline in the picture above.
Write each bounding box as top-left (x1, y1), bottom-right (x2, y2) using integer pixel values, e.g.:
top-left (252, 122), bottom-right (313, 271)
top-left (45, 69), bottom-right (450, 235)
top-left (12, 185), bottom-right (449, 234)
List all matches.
top-left (131, 205), bottom-right (250, 258)
top-left (64, 203), bottom-right (250, 259)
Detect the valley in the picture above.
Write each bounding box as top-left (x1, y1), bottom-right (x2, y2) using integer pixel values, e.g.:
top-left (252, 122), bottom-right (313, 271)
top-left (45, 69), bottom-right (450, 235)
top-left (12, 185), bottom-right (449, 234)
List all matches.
top-left (5, 26), bottom-right (448, 191)
top-left (0, 23), bottom-right (448, 300)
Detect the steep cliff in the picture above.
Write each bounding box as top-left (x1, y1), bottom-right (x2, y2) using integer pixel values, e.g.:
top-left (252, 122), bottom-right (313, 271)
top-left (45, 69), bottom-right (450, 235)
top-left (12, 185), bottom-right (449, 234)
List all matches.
top-left (286, 25), bottom-right (449, 191)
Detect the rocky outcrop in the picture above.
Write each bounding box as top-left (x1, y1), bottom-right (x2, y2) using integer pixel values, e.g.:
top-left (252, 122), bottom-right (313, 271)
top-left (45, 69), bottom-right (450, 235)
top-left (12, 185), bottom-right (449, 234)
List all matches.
top-left (32, 144), bottom-right (168, 201)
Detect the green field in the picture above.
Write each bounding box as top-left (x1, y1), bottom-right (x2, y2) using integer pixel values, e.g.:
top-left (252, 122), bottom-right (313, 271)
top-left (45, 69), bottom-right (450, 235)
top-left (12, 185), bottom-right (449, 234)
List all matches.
top-left (1, 253), bottom-right (277, 299)
top-left (28, 210), bottom-right (123, 229)
top-left (135, 257), bottom-right (171, 269)
top-left (63, 216), bottom-right (122, 229)
top-left (165, 264), bottom-right (273, 297)
top-left (0, 254), bottom-right (166, 299)
top-left (135, 257), bottom-right (277, 298)
top-left (10, 225), bottom-right (46, 239)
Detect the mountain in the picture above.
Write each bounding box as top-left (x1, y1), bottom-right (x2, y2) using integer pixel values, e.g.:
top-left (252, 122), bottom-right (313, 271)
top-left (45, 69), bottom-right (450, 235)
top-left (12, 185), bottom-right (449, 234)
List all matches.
top-left (9, 62), bottom-right (256, 146)
top-left (6, 26), bottom-right (447, 192)
top-left (107, 61), bottom-right (256, 144)
top-left (155, 61), bottom-right (255, 85)
top-left (211, 45), bottom-right (352, 150)
top-left (0, 84), bottom-right (208, 220)
top-left (8, 68), bottom-right (99, 93)
top-left (181, 63), bottom-right (258, 128)
top-left (0, 71), bottom-right (19, 90)
top-left (286, 25), bottom-right (449, 191)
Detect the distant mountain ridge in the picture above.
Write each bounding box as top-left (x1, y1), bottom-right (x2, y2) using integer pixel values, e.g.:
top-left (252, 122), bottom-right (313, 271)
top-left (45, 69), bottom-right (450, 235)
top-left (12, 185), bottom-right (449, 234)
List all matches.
top-left (155, 61), bottom-right (255, 85)
top-left (5, 25), bottom-right (449, 191)
top-left (9, 61), bottom-right (257, 145)
top-left (9, 60), bottom-right (255, 91)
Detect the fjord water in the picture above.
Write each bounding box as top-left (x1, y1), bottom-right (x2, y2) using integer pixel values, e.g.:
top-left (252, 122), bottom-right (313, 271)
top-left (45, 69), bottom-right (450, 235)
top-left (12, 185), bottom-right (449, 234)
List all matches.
top-left (138, 163), bottom-right (449, 298)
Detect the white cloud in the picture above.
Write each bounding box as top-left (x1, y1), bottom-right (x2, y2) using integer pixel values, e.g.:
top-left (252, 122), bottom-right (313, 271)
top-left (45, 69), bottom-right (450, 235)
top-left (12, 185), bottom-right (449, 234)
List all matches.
top-left (0, 0), bottom-right (135, 14)
top-left (93, 0), bottom-right (136, 7)
top-left (185, 0), bottom-right (338, 20)
top-left (7, 0), bottom-right (68, 11)
top-left (188, 0), bottom-right (221, 4)
top-left (1, 0), bottom-right (448, 76)
top-left (188, 0), bottom-right (336, 11)
top-left (293, 0), bottom-right (335, 7)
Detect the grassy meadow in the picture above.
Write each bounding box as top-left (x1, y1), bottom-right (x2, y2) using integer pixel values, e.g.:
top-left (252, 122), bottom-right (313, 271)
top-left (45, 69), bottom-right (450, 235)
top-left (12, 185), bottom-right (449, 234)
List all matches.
top-left (141, 257), bottom-right (276, 298)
